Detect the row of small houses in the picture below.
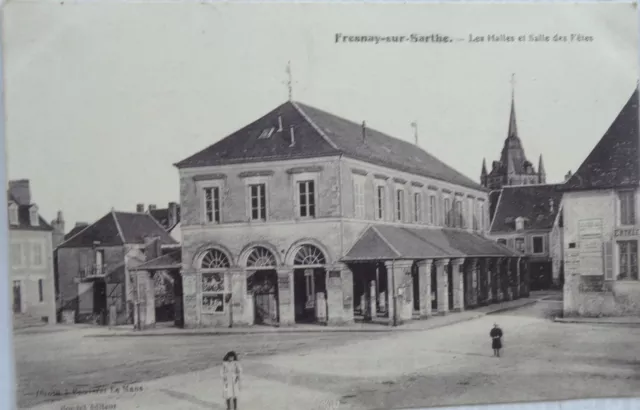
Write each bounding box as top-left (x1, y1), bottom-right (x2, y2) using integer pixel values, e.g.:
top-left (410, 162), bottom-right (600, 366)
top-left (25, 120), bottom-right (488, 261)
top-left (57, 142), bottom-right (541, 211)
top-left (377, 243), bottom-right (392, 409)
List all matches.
top-left (12, 87), bottom-right (638, 329)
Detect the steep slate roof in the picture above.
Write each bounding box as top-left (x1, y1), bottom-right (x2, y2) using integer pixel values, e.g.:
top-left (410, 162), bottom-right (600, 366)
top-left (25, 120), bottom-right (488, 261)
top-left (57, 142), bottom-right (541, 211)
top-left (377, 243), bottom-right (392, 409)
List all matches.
top-left (490, 184), bottom-right (564, 234)
top-left (175, 101), bottom-right (485, 191)
top-left (343, 225), bottom-right (517, 261)
top-left (564, 88), bottom-right (639, 191)
top-left (65, 224), bottom-right (89, 240)
top-left (7, 193), bottom-right (53, 232)
top-left (58, 210), bottom-right (178, 249)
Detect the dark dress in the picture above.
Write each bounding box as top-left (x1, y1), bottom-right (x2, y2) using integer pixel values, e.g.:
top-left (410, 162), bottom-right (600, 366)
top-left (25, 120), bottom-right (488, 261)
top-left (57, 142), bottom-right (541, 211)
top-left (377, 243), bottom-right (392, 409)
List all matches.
top-left (490, 327), bottom-right (503, 349)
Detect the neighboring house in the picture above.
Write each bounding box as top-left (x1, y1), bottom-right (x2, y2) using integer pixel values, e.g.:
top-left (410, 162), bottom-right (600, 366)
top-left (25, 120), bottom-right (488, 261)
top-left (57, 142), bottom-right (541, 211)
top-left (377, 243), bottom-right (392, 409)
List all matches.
top-left (8, 179), bottom-right (59, 325)
top-left (55, 209), bottom-right (178, 325)
top-left (561, 87), bottom-right (640, 317)
top-left (173, 99), bottom-right (524, 329)
top-left (488, 184), bottom-right (564, 290)
top-left (480, 90), bottom-right (547, 214)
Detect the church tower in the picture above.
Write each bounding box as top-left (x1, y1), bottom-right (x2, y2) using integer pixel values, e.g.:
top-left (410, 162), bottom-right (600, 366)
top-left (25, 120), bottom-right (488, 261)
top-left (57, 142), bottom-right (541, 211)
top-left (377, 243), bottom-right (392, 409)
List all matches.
top-left (481, 77), bottom-right (546, 190)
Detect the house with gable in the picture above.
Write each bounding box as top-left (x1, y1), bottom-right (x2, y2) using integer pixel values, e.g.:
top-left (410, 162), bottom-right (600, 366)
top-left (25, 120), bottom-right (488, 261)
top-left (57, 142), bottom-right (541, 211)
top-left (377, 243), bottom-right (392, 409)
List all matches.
top-left (488, 184), bottom-right (564, 290)
top-left (55, 209), bottom-right (178, 325)
top-left (8, 179), bottom-right (61, 326)
top-left (562, 87), bottom-right (640, 317)
top-left (174, 99), bottom-right (526, 329)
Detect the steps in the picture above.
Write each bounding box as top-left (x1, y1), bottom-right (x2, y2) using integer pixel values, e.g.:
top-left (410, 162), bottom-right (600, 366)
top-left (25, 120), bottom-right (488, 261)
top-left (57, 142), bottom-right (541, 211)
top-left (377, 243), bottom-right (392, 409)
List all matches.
top-left (13, 313), bottom-right (47, 330)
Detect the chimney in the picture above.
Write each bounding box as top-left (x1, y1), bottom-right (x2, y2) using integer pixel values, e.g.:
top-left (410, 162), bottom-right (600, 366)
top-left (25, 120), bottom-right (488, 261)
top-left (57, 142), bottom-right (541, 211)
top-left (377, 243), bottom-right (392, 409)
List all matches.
top-left (362, 121), bottom-right (366, 142)
top-left (8, 179), bottom-right (31, 205)
top-left (148, 204), bottom-right (157, 212)
top-left (289, 126), bottom-right (295, 147)
top-left (411, 122), bottom-right (418, 146)
top-left (136, 203), bottom-right (144, 213)
top-left (564, 170), bottom-right (573, 182)
top-left (51, 211), bottom-right (66, 248)
top-left (278, 116), bottom-right (283, 132)
top-left (168, 202), bottom-right (179, 228)
top-left (75, 222), bottom-right (89, 228)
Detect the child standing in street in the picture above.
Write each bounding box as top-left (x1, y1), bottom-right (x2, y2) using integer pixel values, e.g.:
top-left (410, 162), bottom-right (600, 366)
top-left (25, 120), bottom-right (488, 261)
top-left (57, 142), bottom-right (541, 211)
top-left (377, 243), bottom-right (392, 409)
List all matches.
top-left (221, 351), bottom-right (242, 410)
top-left (490, 323), bottom-right (504, 357)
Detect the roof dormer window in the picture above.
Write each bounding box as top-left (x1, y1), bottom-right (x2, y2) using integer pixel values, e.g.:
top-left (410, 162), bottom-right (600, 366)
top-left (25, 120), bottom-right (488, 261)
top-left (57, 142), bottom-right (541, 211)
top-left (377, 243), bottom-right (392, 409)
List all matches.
top-left (8, 202), bottom-right (18, 226)
top-left (29, 205), bottom-right (39, 227)
top-left (258, 127), bottom-right (275, 139)
top-left (515, 216), bottom-right (525, 231)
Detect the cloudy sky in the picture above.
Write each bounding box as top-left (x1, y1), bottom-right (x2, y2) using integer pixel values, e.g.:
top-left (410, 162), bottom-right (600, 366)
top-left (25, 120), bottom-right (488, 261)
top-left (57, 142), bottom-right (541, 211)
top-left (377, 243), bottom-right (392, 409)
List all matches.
top-left (3, 1), bottom-right (638, 228)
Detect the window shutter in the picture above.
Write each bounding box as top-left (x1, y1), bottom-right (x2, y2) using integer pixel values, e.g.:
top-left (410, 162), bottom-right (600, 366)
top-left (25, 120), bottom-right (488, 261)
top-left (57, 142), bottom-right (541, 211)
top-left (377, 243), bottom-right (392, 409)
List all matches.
top-left (603, 241), bottom-right (614, 280)
top-left (507, 238), bottom-right (515, 249)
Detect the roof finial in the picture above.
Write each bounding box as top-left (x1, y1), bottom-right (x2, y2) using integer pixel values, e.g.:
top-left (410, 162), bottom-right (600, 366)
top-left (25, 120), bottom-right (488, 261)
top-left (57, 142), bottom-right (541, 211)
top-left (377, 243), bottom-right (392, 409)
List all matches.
top-left (411, 122), bottom-right (418, 146)
top-left (286, 61), bottom-right (293, 101)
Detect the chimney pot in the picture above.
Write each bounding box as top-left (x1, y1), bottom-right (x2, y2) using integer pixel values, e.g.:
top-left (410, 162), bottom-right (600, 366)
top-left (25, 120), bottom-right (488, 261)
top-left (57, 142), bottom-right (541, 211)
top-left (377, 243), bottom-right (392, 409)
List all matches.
top-left (289, 126), bottom-right (295, 147)
top-left (362, 121), bottom-right (366, 142)
top-left (148, 204), bottom-right (157, 212)
top-left (136, 203), bottom-right (144, 213)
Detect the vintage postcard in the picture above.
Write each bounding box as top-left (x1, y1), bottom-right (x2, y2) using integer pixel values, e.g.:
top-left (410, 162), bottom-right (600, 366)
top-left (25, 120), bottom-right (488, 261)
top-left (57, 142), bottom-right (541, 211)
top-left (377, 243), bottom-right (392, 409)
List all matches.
top-left (3, 1), bottom-right (639, 410)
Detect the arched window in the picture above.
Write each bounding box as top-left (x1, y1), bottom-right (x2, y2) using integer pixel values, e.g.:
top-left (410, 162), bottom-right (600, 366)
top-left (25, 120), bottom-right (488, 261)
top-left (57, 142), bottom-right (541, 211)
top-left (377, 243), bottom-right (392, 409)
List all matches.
top-left (246, 246), bottom-right (276, 268)
top-left (293, 245), bottom-right (326, 266)
top-left (200, 249), bottom-right (230, 270)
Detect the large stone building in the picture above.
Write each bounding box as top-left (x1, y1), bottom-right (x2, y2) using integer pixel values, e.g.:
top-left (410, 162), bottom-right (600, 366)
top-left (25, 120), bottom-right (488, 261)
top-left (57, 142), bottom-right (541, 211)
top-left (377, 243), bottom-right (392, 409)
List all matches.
top-left (562, 88), bottom-right (640, 317)
top-left (173, 100), bottom-right (527, 328)
top-left (55, 209), bottom-right (178, 325)
top-left (8, 179), bottom-right (60, 326)
top-left (487, 184), bottom-right (564, 290)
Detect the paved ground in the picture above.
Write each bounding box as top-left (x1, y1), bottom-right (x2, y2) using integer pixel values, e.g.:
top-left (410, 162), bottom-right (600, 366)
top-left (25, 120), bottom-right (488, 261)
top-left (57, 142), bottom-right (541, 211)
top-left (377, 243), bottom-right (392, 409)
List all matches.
top-left (18, 291), bottom-right (640, 410)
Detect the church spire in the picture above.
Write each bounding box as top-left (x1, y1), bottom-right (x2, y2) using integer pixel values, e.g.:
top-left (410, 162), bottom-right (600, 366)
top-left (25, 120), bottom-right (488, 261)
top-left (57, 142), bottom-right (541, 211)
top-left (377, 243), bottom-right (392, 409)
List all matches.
top-left (538, 154), bottom-right (546, 183)
top-left (481, 158), bottom-right (488, 177)
top-left (507, 73), bottom-right (518, 139)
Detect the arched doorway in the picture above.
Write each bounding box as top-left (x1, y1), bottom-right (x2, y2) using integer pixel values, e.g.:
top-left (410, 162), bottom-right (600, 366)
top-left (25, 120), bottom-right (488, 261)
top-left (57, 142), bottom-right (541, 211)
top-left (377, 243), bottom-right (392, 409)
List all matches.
top-left (292, 244), bottom-right (327, 323)
top-left (200, 249), bottom-right (230, 316)
top-left (245, 247), bottom-right (279, 326)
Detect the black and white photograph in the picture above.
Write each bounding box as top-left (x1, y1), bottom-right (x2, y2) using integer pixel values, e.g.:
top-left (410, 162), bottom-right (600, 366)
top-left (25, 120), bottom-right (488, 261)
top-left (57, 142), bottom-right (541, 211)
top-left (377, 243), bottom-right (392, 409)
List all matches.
top-left (3, 1), bottom-right (640, 410)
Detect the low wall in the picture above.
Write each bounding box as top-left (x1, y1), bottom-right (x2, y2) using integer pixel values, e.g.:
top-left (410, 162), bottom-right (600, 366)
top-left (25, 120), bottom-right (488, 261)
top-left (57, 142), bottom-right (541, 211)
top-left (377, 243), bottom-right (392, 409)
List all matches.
top-left (563, 279), bottom-right (640, 317)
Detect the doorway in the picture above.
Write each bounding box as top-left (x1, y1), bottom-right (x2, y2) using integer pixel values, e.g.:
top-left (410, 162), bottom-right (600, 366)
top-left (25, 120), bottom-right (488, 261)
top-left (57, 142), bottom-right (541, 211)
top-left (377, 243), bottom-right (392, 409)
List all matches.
top-left (248, 269), bottom-right (279, 326)
top-left (294, 268), bottom-right (326, 323)
top-left (447, 264), bottom-right (454, 311)
top-left (12, 280), bottom-right (21, 313)
top-left (93, 281), bottom-right (107, 325)
top-left (412, 263), bottom-right (420, 312)
top-left (173, 273), bottom-right (184, 328)
top-left (431, 263), bottom-right (437, 311)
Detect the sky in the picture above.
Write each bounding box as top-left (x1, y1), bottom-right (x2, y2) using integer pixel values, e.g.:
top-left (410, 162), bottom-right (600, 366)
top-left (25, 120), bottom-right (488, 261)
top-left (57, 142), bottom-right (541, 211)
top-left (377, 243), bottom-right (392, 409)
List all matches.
top-left (3, 1), bottom-right (638, 229)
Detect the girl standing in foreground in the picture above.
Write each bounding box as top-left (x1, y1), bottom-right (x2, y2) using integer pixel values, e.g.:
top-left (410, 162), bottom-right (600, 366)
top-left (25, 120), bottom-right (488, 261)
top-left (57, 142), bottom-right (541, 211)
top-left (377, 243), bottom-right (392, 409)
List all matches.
top-left (490, 323), bottom-right (503, 357)
top-left (221, 351), bottom-right (242, 410)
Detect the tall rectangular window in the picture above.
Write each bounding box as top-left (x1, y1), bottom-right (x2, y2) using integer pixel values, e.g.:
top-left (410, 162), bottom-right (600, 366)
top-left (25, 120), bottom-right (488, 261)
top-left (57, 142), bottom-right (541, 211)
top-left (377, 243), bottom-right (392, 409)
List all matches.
top-left (32, 243), bottom-right (43, 266)
top-left (204, 187), bottom-right (221, 223)
top-left (298, 180), bottom-right (316, 218)
top-left (618, 240), bottom-right (638, 280)
top-left (375, 185), bottom-right (385, 220)
top-left (396, 189), bottom-right (405, 222)
top-left (479, 203), bottom-right (485, 231)
top-left (353, 178), bottom-right (365, 219)
top-left (250, 183), bottom-right (267, 221)
top-left (473, 203), bottom-right (479, 230)
top-left (444, 198), bottom-right (451, 227)
top-left (413, 193), bottom-right (421, 223)
top-left (11, 243), bottom-right (22, 267)
top-left (95, 250), bottom-right (104, 275)
top-left (532, 236), bottom-right (544, 254)
top-left (619, 190), bottom-right (636, 226)
top-left (515, 237), bottom-right (525, 253)
top-left (38, 279), bottom-right (44, 302)
top-left (455, 200), bottom-right (463, 228)
top-left (429, 195), bottom-right (436, 225)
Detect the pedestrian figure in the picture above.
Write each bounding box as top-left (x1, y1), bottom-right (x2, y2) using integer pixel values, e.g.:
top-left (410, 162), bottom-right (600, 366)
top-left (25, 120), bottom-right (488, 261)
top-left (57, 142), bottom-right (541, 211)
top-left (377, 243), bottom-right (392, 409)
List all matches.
top-left (221, 351), bottom-right (242, 410)
top-left (490, 323), bottom-right (503, 357)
